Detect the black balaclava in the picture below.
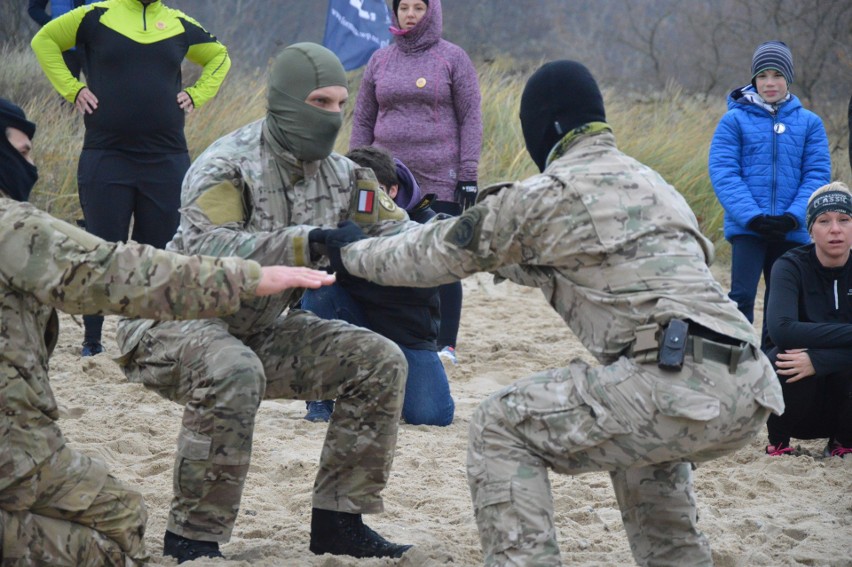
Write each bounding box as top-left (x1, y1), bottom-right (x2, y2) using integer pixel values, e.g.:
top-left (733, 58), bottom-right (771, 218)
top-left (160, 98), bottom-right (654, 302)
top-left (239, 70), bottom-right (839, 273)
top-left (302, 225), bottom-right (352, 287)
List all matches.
top-left (266, 43), bottom-right (347, 162)
top-left (519, 60), bottom-right (606, 172)
top-left (0, 98), bottom-right (38, 202)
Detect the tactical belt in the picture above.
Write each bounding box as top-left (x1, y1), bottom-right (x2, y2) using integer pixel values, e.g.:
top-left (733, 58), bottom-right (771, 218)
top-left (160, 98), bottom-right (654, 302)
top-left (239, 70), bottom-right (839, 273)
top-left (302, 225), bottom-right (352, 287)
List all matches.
top-left (630, 322), bottom-right (754, 373)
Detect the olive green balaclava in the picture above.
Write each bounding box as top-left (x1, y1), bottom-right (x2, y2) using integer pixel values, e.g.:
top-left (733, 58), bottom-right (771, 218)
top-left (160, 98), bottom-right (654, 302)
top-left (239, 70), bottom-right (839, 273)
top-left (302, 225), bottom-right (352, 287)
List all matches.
top-left (266, 43), bottom-right (348, 162)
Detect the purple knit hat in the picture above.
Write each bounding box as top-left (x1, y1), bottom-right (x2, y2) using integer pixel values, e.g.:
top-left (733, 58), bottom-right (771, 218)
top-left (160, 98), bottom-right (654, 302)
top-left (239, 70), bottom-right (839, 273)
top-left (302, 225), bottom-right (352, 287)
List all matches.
top-left (393, 158), bottom-right (423, 212)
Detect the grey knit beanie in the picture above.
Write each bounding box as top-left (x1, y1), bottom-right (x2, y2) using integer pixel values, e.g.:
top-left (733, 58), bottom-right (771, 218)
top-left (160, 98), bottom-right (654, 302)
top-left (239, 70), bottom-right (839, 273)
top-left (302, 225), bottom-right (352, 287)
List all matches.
top-left (751, 41), bottom-right (794, 85)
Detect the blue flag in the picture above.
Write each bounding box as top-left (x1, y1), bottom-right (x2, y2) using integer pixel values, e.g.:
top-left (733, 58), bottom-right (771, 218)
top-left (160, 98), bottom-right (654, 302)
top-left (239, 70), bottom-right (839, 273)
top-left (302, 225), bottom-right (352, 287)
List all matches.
top-left (323, 0), bottom-right (391, 71)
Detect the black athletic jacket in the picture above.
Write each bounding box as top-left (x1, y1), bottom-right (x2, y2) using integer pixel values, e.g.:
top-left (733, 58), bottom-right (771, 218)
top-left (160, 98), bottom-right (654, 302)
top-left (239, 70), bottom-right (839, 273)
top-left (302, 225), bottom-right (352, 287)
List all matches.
top-left (767, 244), bottom-right (852, 376)
top-left (31, 0), bottom-right (230, 153)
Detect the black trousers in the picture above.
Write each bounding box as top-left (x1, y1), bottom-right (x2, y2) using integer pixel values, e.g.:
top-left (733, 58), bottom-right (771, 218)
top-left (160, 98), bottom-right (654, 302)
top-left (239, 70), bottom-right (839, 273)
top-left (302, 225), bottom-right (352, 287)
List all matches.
top-left (77, 149), bottom-right (189, 342)
top-left (431, 200), bottom-right (464, 349)
top-left (766, 348), bottom-right (852, 447)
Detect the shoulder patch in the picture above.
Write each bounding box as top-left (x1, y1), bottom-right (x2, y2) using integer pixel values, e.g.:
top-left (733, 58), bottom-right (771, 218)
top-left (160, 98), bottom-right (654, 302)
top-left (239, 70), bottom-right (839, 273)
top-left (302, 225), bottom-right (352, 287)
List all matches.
top-left (196, 181), bottom-right (246, 226)
top-left (445, 207), bottom-right (483, 250)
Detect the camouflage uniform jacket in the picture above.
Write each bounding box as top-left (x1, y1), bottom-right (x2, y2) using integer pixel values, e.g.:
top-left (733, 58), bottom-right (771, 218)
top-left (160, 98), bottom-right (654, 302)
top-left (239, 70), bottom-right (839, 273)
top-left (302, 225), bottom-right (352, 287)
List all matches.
top-left (343, 130), bottom-right (784, 412)
top-left (0, 195), bottom-right (262, 492)
top-left (119, 118), bottom-right (406, 352)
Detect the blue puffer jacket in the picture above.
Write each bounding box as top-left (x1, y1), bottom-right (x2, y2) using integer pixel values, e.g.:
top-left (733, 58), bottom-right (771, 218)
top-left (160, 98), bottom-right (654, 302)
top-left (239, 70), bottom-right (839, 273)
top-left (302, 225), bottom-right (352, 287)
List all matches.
top-left (709, 86), bottom-right (831, 243)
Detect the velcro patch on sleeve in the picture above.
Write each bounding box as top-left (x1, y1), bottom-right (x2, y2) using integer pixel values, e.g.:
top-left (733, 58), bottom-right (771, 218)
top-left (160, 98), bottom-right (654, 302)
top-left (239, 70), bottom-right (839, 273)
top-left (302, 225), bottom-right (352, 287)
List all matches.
top-left (357, 188), bottom-right (375, 213)
top-left (195, 181), bottom-right (246, 226)
top-left (445, 207), bottom-right (483, 251)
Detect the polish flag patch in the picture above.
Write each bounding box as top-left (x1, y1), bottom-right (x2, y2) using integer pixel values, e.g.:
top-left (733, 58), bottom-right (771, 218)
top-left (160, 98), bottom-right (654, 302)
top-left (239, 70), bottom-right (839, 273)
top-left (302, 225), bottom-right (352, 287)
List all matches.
top-left (357, 189), bottom-right (375, 214)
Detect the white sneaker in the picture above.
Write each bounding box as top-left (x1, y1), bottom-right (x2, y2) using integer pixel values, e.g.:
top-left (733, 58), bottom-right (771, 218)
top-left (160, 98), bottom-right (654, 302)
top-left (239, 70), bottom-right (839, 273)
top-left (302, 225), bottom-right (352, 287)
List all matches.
top-left (438, 346), bottom-right (458, 365)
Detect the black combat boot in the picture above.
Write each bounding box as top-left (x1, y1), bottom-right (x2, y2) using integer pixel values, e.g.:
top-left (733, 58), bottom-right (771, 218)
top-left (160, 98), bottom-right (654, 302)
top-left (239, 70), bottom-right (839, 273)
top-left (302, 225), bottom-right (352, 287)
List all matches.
top-left (309, 507), bottom-right (412, 558)
top-left (163, 530), bottom-right (224, 563)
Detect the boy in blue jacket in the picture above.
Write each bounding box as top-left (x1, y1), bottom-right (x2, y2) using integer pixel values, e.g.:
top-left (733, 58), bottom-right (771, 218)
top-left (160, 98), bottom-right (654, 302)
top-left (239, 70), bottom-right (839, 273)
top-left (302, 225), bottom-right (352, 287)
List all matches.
top-left (709, 40), bottom-right (831, 350)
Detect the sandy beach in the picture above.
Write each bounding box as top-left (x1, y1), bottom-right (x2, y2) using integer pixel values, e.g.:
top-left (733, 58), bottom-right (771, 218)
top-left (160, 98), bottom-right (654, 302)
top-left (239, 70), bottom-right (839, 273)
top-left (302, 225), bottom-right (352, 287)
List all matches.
top-left (50, 268), bottom-right (851, 566)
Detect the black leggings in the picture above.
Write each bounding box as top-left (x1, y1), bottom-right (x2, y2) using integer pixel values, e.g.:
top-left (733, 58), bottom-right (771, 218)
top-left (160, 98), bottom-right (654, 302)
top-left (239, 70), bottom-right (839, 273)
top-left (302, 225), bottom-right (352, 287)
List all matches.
top-left (431, 200), bottom-right (464, 349)
top-left (766, 348), bottom-right (852, 446)
top-left (78, 149), bottom-right (189, 342)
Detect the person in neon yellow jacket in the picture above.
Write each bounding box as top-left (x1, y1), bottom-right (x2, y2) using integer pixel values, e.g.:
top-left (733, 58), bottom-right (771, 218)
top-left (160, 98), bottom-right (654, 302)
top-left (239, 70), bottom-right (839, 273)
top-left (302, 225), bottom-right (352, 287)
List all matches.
top-left (31, 0), bottom-right (231, 358)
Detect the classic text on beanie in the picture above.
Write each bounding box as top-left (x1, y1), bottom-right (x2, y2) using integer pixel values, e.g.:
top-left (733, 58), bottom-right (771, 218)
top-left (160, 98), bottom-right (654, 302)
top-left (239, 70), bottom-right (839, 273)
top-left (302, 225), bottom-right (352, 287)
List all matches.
top-left (806, 187), bottom-right (852, 232)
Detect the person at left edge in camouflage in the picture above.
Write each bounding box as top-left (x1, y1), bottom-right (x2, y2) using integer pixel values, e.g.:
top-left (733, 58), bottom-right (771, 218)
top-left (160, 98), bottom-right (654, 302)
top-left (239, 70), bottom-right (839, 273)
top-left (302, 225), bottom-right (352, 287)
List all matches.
top-left (322, 61), bottom-right (785, 566)
top-left (0, 97), bottom-right (336, 567)
top-left (114, 43), bottom-right (414, 563)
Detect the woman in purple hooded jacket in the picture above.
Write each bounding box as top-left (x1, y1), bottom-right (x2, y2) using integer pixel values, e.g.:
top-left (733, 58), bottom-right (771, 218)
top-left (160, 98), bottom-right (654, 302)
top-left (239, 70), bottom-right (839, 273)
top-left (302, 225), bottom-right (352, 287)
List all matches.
top-left (350, 0), bottom-right (482, 364)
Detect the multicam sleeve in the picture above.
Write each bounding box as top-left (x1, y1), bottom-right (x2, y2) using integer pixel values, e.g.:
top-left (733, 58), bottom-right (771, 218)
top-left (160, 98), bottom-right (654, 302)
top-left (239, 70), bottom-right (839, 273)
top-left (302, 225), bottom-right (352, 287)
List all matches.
top-left (176, 148), bottom-right (314, 267)
top-left (0, 201), bottom-right (261, 319)
top-left (342, 184), bottom-right (531, 286)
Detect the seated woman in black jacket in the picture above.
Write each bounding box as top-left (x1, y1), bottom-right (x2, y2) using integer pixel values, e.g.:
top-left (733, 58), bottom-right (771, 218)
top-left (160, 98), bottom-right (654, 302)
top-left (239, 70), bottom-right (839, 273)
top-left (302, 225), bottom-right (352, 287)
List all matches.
top-left (765, 182), bottom-right (852, 457)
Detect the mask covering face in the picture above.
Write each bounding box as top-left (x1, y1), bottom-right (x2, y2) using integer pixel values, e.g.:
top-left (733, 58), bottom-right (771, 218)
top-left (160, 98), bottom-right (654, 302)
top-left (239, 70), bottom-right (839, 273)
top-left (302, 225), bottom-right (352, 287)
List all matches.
top-left (266, 43), bottom-right (347, 162)
top-left (519, 60), bottom-right (606, 172)
top-left (0, 136), bottom-right (39, 201)
top-left (0, 98), bottom-right (39, 202)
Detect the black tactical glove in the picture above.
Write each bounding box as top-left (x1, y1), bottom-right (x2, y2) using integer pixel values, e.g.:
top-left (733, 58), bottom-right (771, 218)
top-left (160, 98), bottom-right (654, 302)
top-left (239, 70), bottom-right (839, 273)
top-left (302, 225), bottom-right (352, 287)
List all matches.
top-left (454, 181), bottom-right (478, 211)
top-left (308, 227), bottom-right (330, 262)
top-left (323, 220), bottom-right (367, 276)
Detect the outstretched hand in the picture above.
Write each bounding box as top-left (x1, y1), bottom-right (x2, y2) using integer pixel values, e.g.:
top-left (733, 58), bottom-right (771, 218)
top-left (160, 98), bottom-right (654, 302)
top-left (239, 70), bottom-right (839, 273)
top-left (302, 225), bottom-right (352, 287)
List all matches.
top-left (255, 266), bottom-right (336, 296)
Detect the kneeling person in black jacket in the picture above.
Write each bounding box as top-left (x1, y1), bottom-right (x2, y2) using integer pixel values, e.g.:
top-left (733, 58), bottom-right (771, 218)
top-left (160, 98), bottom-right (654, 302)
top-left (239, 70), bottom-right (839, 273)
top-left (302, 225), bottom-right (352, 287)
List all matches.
top-left (765, 182), bottom-right (852, 457)
top-left (302, 146), bottom-right (455, 426)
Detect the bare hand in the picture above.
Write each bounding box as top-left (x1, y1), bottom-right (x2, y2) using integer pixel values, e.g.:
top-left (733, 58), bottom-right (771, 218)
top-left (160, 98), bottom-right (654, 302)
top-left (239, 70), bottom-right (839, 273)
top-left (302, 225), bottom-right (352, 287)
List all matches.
top-left (255, 266), bottom-right (335, 297)
top-left (75, 87), bottom-right (98, 115)
top-left (177, 91), bottom-right (194, 114)
top-left (775, 348), bottom-right (815, 383)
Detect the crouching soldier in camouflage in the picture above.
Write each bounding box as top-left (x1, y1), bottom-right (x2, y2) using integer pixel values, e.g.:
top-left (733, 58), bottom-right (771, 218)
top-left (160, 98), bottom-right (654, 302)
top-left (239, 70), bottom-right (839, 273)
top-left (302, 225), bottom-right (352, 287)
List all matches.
top-left (326, 61), bottom-right (785, 566)
top-left (114, 43), bottom-right (413, 563)
top-left (0, 97), bottom-right (336, 566)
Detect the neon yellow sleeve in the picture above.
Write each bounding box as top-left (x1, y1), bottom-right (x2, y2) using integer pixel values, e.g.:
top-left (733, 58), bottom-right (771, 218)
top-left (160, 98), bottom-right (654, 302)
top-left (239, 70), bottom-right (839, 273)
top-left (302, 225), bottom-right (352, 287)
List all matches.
top-left (30, 6), bottom-right (92, 103)
top-left (181, 14), bottom-right (231, 109)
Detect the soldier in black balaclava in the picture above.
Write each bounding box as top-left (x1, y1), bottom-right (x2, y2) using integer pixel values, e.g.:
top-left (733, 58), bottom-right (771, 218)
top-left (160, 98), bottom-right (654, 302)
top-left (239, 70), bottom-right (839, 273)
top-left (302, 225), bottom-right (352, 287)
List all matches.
top-left (0, 98), bottom-right (39, 202)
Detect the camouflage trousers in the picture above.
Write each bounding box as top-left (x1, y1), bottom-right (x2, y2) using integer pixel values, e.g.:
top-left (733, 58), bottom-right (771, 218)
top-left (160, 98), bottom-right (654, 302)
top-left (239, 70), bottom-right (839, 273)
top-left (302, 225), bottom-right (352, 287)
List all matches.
top-left (467, 351), bottom-right (776, 566)
top-left (0, 445), bottom-right (146, 566)
top-left (118, 309), bottom-right (407, 542)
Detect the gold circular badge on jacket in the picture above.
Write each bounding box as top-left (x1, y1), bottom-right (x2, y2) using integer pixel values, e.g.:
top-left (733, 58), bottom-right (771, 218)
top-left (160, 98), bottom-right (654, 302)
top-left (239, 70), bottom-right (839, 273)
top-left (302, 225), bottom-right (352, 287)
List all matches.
top-left (378, 191), bottom-right (397, 211)
top-left (416, 77), bottom-right (427, 88)
top-left (156, 21), bottom-right (166, 30)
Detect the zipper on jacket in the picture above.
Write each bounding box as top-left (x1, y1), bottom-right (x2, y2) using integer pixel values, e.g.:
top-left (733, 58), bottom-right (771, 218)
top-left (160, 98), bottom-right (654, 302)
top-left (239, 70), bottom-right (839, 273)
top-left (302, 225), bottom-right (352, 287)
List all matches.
top-left (834, 279), bottom-right (839, 310)
top-left (771, 114), bottom-right (778, 215)
top-left (142, 2), bottom-right (147, 30)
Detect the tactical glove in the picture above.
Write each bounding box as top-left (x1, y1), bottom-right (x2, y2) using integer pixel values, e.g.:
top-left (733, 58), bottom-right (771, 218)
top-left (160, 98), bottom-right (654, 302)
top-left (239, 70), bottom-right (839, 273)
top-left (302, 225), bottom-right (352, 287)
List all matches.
top-left (323, 220), bottom-right (367, 276)
top-left (454, 181), bottom-right (478, 211)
